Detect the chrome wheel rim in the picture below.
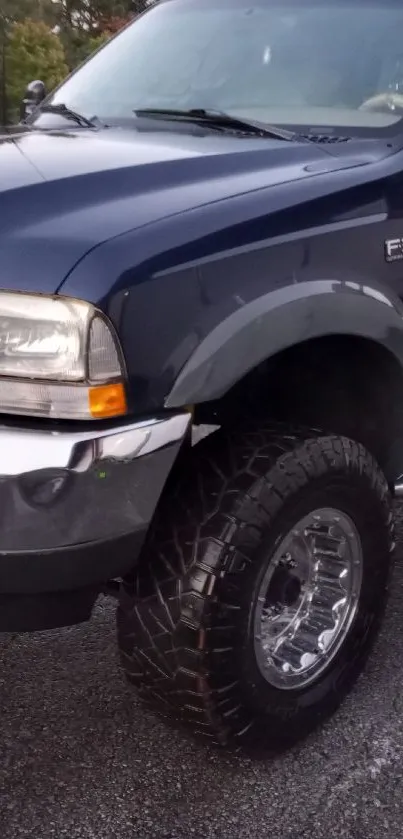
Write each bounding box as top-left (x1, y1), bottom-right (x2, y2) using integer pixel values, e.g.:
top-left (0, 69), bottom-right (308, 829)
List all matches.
top-left (253, 508), bottom-right (363, 690)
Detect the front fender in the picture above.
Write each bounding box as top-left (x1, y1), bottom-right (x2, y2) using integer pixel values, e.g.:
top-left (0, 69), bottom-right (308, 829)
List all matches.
top-left (165, 279), bottom-right (403, 407)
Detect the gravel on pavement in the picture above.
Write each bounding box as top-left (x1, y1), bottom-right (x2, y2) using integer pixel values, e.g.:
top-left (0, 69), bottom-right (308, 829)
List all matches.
top-left (1, 509), bottom-right (403, 839)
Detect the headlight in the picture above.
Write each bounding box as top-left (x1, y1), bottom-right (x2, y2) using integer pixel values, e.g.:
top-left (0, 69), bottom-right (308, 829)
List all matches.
top-left (0, 292), bottom-right (127, 420)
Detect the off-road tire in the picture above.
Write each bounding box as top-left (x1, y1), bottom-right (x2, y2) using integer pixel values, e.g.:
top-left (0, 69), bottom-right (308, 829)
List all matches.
top-left (117, 423), bottom-right (394, 752)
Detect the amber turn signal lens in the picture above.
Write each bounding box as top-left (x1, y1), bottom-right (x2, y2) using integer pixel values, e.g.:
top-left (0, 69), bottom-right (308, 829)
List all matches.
top-left (88, 382), bottom-right (127, 419)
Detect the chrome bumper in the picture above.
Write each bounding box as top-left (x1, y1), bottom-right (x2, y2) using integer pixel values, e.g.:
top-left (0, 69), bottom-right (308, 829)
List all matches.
top-left (0, 413), bottom-right (190, 594)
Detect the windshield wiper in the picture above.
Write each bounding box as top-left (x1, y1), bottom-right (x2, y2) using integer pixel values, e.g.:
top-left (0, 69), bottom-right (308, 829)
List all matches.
top-left (38, 103), bottom-right (101, 129)
top-left (134, 108), bottom-right (301, 141)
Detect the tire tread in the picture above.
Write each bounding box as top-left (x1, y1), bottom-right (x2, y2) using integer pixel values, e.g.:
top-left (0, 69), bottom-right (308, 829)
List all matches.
top-left (118, 422), bottom-right (393, 750)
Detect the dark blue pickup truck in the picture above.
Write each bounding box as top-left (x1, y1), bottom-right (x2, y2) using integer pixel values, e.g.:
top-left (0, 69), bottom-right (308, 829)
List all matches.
top-left (3, 0), bottom-right (403, 752)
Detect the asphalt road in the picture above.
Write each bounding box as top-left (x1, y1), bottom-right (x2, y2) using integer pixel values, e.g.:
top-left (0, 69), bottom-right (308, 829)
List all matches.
top-left (2, 513), bottom-right (403, 839)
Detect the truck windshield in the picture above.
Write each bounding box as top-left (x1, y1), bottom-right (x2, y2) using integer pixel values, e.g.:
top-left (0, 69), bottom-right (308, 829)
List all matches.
top-left (36, 0), bottom-right (403, 137)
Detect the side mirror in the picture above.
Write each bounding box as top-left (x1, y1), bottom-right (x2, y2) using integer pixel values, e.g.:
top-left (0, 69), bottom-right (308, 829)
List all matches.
top-left (20, 80), bottom-right (47, 123)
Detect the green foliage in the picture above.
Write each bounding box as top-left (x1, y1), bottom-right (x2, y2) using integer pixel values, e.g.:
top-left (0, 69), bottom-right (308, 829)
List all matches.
top-left (55, 2), bottom-right (140, 69)
top-left (54, 1), bottom-right (146, 33)
top-left (64, 30), bottom-right (110, 69)
top-left (5, 20), bottom-right (68, 114)
top-left (1, 0), bottom-right (58, 26)
top-left (0, 0), bottom-right (150, 123)
top-left (87, 32), bottom-right (111, 53)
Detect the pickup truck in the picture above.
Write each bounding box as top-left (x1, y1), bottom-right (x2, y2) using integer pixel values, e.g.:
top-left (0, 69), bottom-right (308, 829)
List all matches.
top-left (2, 0), bottom-right (403, 753)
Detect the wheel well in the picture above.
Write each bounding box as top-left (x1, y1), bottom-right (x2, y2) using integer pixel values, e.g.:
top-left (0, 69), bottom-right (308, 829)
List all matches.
top-left (193, 335), bottom-right (403, 481)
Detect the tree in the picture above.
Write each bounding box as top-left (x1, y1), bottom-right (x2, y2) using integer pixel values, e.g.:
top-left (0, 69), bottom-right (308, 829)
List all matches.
top-left (0, 0), bottom-right (153, 122)
top-left (68, 30), bottom-right (110, 67)
top-left (0, 0), bottom-right (60, 123)
top-left (5, 20), bottom-right (68, 120)
top-left (1, 0), bottom-right (58, 26)
top-left (54, 1), bottom-right (144, 33)
top-left (54, 2), bottom-right (136, 69)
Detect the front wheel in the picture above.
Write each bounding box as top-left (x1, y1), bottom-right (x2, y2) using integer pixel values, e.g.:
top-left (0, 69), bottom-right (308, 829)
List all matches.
top-left (118, 424), bottom-right (394, 752)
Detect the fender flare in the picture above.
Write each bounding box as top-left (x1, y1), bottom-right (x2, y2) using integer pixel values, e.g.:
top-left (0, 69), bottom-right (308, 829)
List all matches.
top-left (165, 279), bottom-right (403, 407)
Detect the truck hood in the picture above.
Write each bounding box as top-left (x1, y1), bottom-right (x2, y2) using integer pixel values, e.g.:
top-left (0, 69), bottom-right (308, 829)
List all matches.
top-left (0, 125), bottom-right (382, 295)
